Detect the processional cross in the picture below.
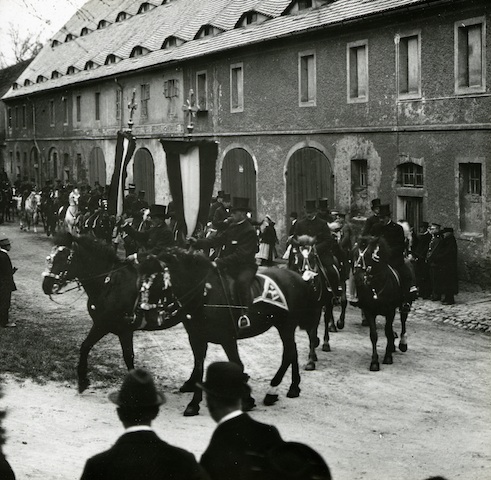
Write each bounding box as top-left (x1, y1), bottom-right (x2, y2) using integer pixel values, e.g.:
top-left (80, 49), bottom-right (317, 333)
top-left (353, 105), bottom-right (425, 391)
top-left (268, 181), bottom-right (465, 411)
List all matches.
top-left (182, 89), bottom-right (199, 133)
top-left (127, 88), bottom-right (137, 131)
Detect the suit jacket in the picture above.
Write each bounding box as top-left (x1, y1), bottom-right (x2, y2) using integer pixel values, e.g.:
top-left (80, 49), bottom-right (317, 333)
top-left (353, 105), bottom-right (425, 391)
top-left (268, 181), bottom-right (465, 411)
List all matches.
top-left (378, 221), bottom-right (406, 267)
top-left (126, 223), bottom-right (175, 256)
top-left (200, 413), bottom-right (283, 480)
top-left (292, 216), bottom-right (336, 255)
top-left (0, 249), bottom-right (16, 293)
top-left (80, 430), bottom-right (209, 480)
top-left (362, 214), bottom-right (380, 236)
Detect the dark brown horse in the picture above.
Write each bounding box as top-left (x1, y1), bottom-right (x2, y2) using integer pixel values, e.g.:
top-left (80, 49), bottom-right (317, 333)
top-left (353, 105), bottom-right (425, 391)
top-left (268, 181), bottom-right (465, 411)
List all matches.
top-left (42, 234), bottom-right (318, 416)
top-left (352, 236), bottom-right (409, 371)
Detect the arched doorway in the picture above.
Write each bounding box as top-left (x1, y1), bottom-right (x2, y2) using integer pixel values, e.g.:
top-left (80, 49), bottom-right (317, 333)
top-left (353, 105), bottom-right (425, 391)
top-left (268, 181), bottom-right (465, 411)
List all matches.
top-left (133, 148), bottom-right (155, 205)
top-left (286, 147), bottom-right (334, 217)
top-left (48, 148), bottom-right (59, 181)
top-left (88, 147), bottom-right (106, 189)
top-left (30, 147), bottom-right (40, 187)
top-left (221, 148), bottom-right (257, 215)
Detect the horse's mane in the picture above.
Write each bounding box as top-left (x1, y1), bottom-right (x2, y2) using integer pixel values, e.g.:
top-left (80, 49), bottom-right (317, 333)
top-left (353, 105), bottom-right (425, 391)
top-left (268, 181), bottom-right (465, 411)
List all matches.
top-left (160, 247), bottom-right (213, 281)
top-left (356, 235), bottom-right (391, 264)
top-left (54, 233), bottom-right (120, 264)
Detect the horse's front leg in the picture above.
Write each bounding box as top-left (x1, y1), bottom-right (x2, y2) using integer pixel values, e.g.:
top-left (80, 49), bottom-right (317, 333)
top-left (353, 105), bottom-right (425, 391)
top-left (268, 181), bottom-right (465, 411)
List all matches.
top-left (305, 307), bottom-right (321, 371)
top-left (78, 324), bottom-right (109, 393)
top-left (336, 285), bottom-right (347, 330)
top-left (323, 302), bottom-right (333, 351)
top-left (367, 312), bottom-right (380, 371)
top-left (383, 310), bottom-right (396, 365)
top-left (398, 310), bottom-right (408, 352)
top-left (117, 329), bottom-right (135, 370)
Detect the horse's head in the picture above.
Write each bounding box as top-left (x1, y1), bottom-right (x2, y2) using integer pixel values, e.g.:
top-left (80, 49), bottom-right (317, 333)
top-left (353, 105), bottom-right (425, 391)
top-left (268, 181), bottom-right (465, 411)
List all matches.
top-left (42, 234), bottom-right (76, 295)
top-left (290, 235), bottom-right (319, 280)
top-left (353, 235), bottom-right (390, 273)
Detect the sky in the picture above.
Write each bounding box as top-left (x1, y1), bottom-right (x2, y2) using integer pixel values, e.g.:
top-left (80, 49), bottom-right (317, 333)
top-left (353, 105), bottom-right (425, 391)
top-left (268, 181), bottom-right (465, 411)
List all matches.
top-left (0, 0), bottom-right (88, 66)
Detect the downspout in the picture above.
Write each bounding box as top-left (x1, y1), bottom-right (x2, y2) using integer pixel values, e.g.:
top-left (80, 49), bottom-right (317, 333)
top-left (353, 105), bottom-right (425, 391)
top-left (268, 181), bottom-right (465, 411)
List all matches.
top-left (27, 96), bottom-right (43, 185)
top-left (114, 78), bottom-right (124, 131)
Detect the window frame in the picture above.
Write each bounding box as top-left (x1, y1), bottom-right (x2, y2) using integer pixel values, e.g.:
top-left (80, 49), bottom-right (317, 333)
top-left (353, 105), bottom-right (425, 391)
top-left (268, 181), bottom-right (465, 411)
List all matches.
top-left (76, 95), bottom-right (81, 123)
top-left (63, 97), bottom-right (69, 125)
top-left (140, 83), bottom-right (150, 118)
top-left (298, 50), bottom-right (317, 107)
top-left (454, 16), bottom-right (486, 94)
top-left (196, 70), bottom-right (208, 111)
top-left (22, 104), bottom-right (27, 128)
top-left (49, 100), bottom-right (55, 126)
top-left (347, 39), bottom-right (369, 104)
top-left (95, 92), bottom-right (101, 121)
top-left (396, 30), bottom-right (422, 99)
top-left (230, 62), bottom-right (244, 113)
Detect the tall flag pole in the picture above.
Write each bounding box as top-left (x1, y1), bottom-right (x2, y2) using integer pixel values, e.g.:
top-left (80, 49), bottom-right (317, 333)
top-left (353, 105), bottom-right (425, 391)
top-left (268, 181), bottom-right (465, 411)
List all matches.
top-left (108, 89), bottom-right (137, 216)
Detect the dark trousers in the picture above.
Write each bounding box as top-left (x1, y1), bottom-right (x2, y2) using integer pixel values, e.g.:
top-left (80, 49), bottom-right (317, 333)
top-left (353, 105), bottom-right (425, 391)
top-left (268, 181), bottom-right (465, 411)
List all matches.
top-left (231, 265), bottom-right (258, 311)
top-left (0, 290), bottom-right (12, 326)
top-left (394, 260), bottom-right (415, 303)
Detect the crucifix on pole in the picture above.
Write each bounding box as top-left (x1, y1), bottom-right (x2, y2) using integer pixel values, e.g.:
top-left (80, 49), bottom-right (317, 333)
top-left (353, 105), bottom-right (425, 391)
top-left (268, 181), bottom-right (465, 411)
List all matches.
top-left (127, 88), bottom-right (137, 132)
top-left (182, 89), bottom-right (199, 133)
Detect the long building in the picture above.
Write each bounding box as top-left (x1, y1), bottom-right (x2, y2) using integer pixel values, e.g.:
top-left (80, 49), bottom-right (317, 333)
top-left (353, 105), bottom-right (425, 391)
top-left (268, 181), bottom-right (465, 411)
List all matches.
top-left (2, 0), bottom-right (490, 285)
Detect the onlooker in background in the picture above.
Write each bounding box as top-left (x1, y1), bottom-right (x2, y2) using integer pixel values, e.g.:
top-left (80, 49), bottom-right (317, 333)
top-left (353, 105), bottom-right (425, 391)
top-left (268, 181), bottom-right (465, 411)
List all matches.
top-left (211, 193), bottom-right (232, 232)
top-left (426, 223), bottom-right (443, 301)
top-left (412, 222), bottom-right (432, 299)
top-left (317, 198), bottom-right (335, 223)
top-left (283, 211), bottom-right (298, 266)
top-left (0, 234), bottom-right (17, 328)
top-left (433, 227), bottom-right (459, 305)
top-left (123, 184), bottom-right (137, 218)
top-left (198, 361), bottom-right (283, 480)
top-left (208, 190), bottom-right (225, 223)
top-left (331, 211), bottom-right (354, 283)
top-left (80, 369), bottom-right (208, 480)
top-left (362, 198), bottom-right (382, 236)
top-left (257, 215), bottom-right (278, 266)
top-left (0, 383), bottom-right (15, 479)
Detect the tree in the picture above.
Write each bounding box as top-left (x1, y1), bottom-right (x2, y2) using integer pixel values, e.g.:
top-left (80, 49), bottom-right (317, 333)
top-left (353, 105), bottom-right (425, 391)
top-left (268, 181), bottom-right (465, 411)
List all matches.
top-left (0, 23), bottom-right (42, 68)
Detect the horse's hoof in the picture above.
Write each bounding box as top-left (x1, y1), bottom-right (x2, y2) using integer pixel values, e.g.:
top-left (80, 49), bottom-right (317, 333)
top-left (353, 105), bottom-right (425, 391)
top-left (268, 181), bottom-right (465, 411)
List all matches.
top-left (328, 324), bottom-right (337, 333)
top-left (264, 393), bottom-right (279, 406)
top-left (286, 386), bottom-right (300, 398)
top-left (304, 361), bottom-right (316, 371)
top-left (370, 362), bottom-right (380, 372)
top-left (336, 319), bottom-right (345, 330)
top-left (78, 379), bottom-right (90, 393)
top-left (399, 343), bottom-right (408, 353)
top-left (179, 381), bottom-right (196, 393)
top-left (183, 404), bottom-right (200, 417)
top-left (383, 356), bottom-right (393, 365)
top-left (322, 343), bottom-right (331, 352)
top-left (242, 396), bottom-right (256, 411)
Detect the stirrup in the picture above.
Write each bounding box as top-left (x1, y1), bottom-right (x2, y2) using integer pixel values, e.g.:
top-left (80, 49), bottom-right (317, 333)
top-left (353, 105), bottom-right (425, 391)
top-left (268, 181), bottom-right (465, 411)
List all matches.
top-left (238, 314), bottom-right (251, 329)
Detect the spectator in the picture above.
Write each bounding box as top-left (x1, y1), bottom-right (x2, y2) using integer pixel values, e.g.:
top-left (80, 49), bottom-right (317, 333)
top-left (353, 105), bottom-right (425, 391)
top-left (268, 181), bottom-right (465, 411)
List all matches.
top-left (282, 212), bottom-right (298, 265)
top-left (80, 369), bottom-right (209, 480)
top-left (434, 227), bottom-right (459, 305)
top-left (412, 221), bottom-right (432, 299)
top-left (362, 198), bottom-right (382, 236)
top-left (0, 384), bottom-right (15, 479)
top-left (208, 190), bottom-right (225, 223)
top-left (0, 234), bottom-right (17, 328)
top-left (257, 215), bottom-right (278, 266)
top-left (425, 223), bottom-right (443, 301)
top-left (198, 361), bottom-right (284, 480)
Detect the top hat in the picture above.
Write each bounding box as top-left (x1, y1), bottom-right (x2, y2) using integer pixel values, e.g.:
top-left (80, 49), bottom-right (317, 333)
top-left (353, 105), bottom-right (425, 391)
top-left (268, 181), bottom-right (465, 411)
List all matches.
top-left (149, 204), bottom-right (168, 218)
top-left (222, 193), bottom-right (231, 203)
top-left (421, 221), bottom-right (429, 229)
top-left (253, 441), bottom-right (332, 480)
top-left (378, 204), bottom-right (391, 217)
top-left (318, 198), bottom-right (329, 210)
top-left (289, 211), bottom-right (298, 219)
top-left (442, 227), bottom-right (454, 234)
top-left (0, 233), bottom-right (10, 246)
top-left (304, 199), bottom-right (317, 213)
top-left (371, 198), bottom-right (382, 209)
top-left (108, 369), bottom-right (166, 408)
top-left (231, 197), bottom-right (251, 212)
top-left (128, 183), bottom-right (136, 190)
top-left (430, 222), bottom-right (441, 228)
top-left (216, 190), bottom-right (225, 199)
top-left (197, 361), bottom-right (251, 399)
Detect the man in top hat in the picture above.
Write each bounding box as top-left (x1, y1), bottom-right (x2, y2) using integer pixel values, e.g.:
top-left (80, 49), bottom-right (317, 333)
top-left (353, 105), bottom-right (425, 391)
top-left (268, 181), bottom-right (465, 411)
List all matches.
top-left (412, 221), bottom-right (432, 299)
top-left (0, 234), bottom-right (17, 328)
top-left (362, 198), bottom-right (382, 236)
top-left (198, 361), bottom-right (283, 480)
top-left (317, 198), bottom-right (335, 223)
top-left (80, 369), bottom-right (208, 480)
top-left (132, 190), bottom-right (149, 216)
top-left (425, 223), bottom-right (443, 301)
top-left (189, 197), bottom-right (258, 327)
top-left (290, 199), bottom-right (342, 296)
top-left (208, 190), bottom-right (225, 223)
top-left (123, 184), bottom-right (138, 218)
top-left (211, 193), bottom-right (232, 231)
top-left (123, 204), bottom-right (175, 262)
top-left (374, 204), bottom-right (417, 312)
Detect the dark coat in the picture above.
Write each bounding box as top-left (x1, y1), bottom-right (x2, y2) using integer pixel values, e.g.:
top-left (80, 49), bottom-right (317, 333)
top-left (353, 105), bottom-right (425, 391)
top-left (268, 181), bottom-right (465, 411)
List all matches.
top-left (377, 221), bottom-right (406, 267)
top-left (429, 233), bottom-right (459, 294)
top-left (0, 453), bottom-right (15, 480)
top-left (123, 193), bottom-right (138, 216)
top-left (362, 214), bottom-right (380, 236)
top-left (200, 413), bottom-right (283, 480)
top-left (0, 250), bottom-right (16, 293)
top-left (125, 223), bottom-right (175, 256)
top-left (208, 200), bottom-right (222, 222)
top-left (292, 216), bottom-right (336, 255)
top-left (196, 220), bottom-right (258, 273)
top-left (212, 205), bottom-right (231, 231)
top-left (80, 430), bottom-right (209, 480)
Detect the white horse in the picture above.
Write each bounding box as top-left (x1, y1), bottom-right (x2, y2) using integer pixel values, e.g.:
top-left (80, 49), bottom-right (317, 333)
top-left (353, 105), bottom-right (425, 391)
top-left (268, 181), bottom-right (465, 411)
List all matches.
top-left (64, 188), bottom-right (80, 234)
top-left (24, 191), bottom-right (41, 232)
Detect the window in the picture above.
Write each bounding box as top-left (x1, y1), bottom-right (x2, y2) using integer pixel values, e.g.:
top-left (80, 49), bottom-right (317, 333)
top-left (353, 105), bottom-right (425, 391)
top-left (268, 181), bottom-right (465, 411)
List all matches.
top-left (163, 37), bottom-right (177, 49)
top-left (65, 33), bottom-right (74, 42)
top-left (80, 27), bottom-right (91, 36)
top-left (22, 105), bottom-right (27, 128)
top-left (163, 79), bottom-right (179, 98)
top-left (140, 84), bottom-right (150, 118)
top-left (105, 54), bottom-right (118, 65)
top-left (455, 17), bottom-right (486, 93)
top-left (459, 162), bottom-right (483, 233)
top-left (461, 163), bottom-right (482, 195)
top-left (116, 12), bottom-right (127, 22)
top-left (85, 61), bottom-right (96, 70)
top-left (397, 32), bottom-right (421, 97)
top-left (116, 89), bottom-right (122, 120)
top-left (196, 71), bottom-right (207, 110)
top-left (352, 159), bottom-right (368, 188)
top-left (76, 95), bottom-right (81, 122)
top-left (230, 63), bottom-right (244, 112)
top-left (98, 20), bottom-right (109, 29)
top-left (298, 51), bottom-right (316, 106)
top-left (298, 0), bottom-right (312, 10)
top-left (7, 108), bottom-right (12, 128)
top-left (138, 3), bottom-right (151, 13)
top-left (95, 92), bottom-right (100, 121)
top-left (130, 46), bottom-right (147, 57)
top-left (49, 100), bottom-right (55, 126)
top-left (52, 71), bottom-right (61, 79)
top-left (398, 163), bottom-right (423, 187)
top-left (347, 40), bottom-right (368, 103)
top-left (245, 12), bottom-right (257, 24)
top-left (63, 97), bottom-right (68, 124)
top-left (15, 107), bottom-right (19, 128)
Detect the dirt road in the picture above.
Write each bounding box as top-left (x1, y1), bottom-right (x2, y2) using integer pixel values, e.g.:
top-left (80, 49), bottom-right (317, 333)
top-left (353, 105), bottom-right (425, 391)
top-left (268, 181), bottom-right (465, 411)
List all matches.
top-left (1, 223), bottom-right (490, 480)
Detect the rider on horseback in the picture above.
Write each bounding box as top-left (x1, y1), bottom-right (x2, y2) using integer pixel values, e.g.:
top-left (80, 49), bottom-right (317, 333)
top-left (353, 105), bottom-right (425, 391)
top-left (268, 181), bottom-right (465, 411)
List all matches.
top-left (189, 197), bottom-right (258, 328)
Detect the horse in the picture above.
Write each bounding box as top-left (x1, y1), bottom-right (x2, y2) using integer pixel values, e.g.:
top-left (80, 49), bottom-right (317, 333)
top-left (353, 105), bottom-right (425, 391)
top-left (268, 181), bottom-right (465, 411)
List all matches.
top-left (23, 191), bottom-right (41, 232)
top-left (80, 209), bottom-right (116, 245)
top-left (351, 236), bottom-right (409, 371)
top-left (39, 193), bottom-right (59, 237)
top-left (41, 234), bottom-right (318, 417)
top-left (289, 235), bottom-right (346, 370)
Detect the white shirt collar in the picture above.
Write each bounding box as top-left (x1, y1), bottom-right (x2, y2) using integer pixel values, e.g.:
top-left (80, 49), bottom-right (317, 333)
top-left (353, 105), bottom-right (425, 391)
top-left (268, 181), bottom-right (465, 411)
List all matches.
top-left (218, 410), bottom-right (243, 425)
top-left (124, 425), bottom-right (154, 434)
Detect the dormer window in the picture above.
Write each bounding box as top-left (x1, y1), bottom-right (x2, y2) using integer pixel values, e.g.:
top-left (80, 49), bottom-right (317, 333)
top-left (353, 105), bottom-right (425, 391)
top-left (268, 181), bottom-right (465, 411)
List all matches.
top-left (116, 11), bottom-right (127, 22)
top-left (130, 46), bottom-right (149, 57)
top-left (138, 3), bottom-right (152, 13)
top-left (65, 33), bottom-right (75, 42)
top-left (105, 54), bottom-right (120, 65)
top-left (202, 25), bottom-right (212, 37)
top-left (51, 39), bottom-right (61, 48)
top-left (24, 79), bottom-right (32, 86)
top-left (195, 25), bottom-right (223, 39)
top-left (98, 20), bottom-right (109, 29)
top-left (67, 66), bottom-right (79, 75)
top-left (162, 36), bottom-right (177, 49)
top-left (12, 83), bottom-right (19, 90)
top-left (298, 0), bottom-right (313, 9)
top-left (80, 27), bottom-right (91, 36)
top-left (245, 12), bottom-right (257, 24)
top-left (36, 75), bottom-right (47, 83)
top-left (51, 71), bottom-right (62, 79)
top-left (85, 61), bottom-right (97, 70)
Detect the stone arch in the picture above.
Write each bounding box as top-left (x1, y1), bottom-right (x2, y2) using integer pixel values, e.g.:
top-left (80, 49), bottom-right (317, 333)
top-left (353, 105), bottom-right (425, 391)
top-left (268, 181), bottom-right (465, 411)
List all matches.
top-left (133, 148), bottom-right (155, 205)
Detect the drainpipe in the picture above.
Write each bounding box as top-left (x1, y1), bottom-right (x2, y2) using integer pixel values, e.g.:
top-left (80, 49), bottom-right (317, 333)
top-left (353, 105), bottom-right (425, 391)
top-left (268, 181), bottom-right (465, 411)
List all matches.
top-left (114, 78), bottom-right (124, 131)
top-left (27, 96), bottom-right (43, 186)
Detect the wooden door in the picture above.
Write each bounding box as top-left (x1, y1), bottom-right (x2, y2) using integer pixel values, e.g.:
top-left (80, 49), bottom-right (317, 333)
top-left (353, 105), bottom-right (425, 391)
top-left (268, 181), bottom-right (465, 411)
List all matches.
top-left (133, 148), bottom-right (155, 205)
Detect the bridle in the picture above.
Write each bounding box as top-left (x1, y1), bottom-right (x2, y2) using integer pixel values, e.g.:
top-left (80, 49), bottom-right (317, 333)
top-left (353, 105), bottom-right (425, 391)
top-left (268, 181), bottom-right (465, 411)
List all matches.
top-left (354, 244), bottom-right (382, 300)
top-left (42, 246), bottom-right (74, 291)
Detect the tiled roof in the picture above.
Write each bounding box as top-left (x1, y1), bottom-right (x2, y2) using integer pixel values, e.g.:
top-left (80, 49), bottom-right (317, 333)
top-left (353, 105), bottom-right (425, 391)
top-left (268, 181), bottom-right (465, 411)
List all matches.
top-left (3, 0), bottom-right (445, 100)
top-left (0, 60), bottom-right (32, 97)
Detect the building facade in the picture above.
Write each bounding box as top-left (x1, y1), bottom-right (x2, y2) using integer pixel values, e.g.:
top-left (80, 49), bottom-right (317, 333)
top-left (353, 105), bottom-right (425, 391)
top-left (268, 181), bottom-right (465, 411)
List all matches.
top-left (2, 0), bottom-right (490, 285)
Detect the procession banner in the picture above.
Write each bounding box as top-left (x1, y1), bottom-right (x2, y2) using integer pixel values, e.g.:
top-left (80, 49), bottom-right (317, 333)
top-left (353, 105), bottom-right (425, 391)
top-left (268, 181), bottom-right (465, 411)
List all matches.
top-left (160, 139), bottom-right (218, 237)
top-left (108, 131), bottom-right (136, 216)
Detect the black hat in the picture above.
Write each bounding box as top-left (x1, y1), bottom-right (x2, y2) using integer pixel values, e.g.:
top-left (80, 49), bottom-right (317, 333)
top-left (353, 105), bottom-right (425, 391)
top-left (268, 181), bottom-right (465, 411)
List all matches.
top-left (378, 204), bottom-right (391, 217)
top-left (108, 369), bottom-right (166, 407)
top-left (149, 204), bottom-right (168, 218)
top-left (216, 190), bottom-right (225, 199)
top-left (0, 233), bottom-right (10, 246)
top-left (442, 227), bottom-right (454, 234)
top-left (289, 211), bottom-right (298, 219)
top-left (197, 361), bottom-right (250, 399)
top-left (222, 193), bottom-right (231, 203)
top-left (318, 198), bottom-right (329, 211)
top-left (371, 198), bottom-right (382, 209)
top-left (304, 199), bottom-right (317, 213)
top-left (421, 221), bottom-right (429, 229)
top-left (128, 183), bottom-right (136, 190)
top-left (231, 197), bottom-right (251, 212)
top-left (251, 441), bottom-right (332, 480)
top-left (431, 222), bottom-right (441, 228)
